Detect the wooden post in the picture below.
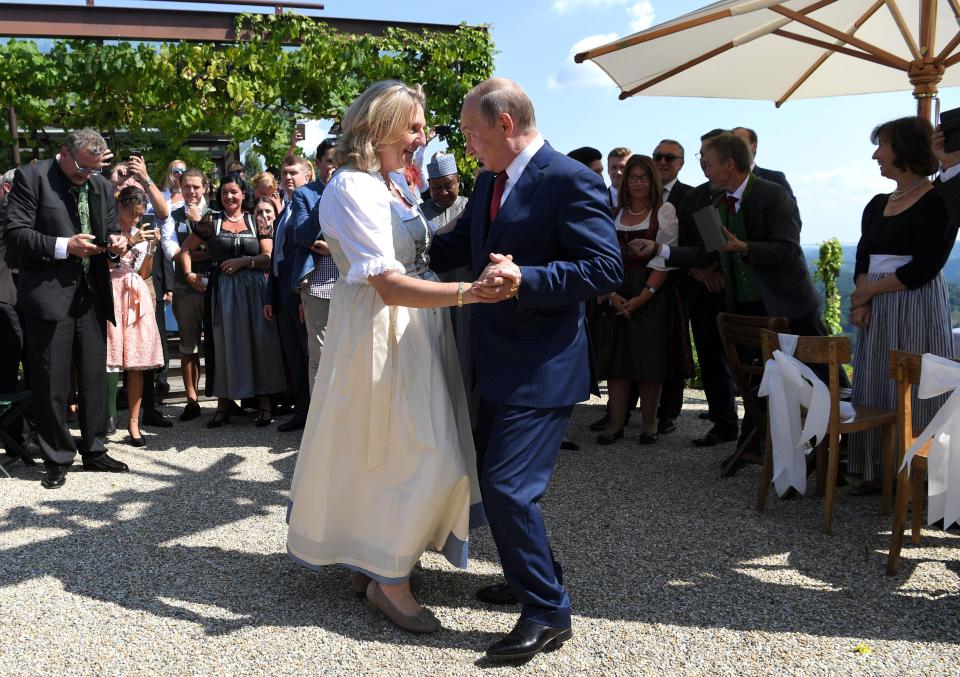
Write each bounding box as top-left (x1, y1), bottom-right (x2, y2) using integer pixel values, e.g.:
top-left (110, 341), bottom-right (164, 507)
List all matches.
top-left (7, 107), bottom-right (19, 167)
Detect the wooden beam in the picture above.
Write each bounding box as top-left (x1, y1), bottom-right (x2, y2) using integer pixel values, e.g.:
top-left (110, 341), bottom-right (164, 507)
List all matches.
top-left (772, 28), bottom-right (897, 68)
top-left (770, 4), bottom-right (911, 69)
top-left (774, 0), bottom-right (886, 107)
top-left (576, 8), bottom-right (733, 63)
top-left (936, 29), bottom-right (960, 62)
top-left (0, 3), bottom-right (462, 43)
top-left (619, 42), bottom-right (735, 99)
top-left (919, 0), bottom-right (937, 57)
top-left (885, 0), bottom-right (922, 60)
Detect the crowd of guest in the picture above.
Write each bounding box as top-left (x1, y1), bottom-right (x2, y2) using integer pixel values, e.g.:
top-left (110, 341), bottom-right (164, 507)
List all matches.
top-left (0, 114), bottom-right (957, 492)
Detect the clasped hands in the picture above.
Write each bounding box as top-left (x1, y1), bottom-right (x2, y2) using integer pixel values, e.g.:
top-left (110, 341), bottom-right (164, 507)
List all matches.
top-left (471, 253), bottom-right (521, 303)
top-left (849, 285), bottom-right (874, 329)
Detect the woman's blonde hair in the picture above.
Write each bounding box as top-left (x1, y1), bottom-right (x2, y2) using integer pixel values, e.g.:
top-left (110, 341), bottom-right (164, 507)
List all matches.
top-left (251, 171), bottom-right (277, 190)
top-left (335, 80), bottom-right (426, 172)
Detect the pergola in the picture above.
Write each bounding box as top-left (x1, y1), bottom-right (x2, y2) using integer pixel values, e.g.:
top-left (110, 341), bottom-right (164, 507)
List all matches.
top-left (0, 0), bottom-right (463, 164)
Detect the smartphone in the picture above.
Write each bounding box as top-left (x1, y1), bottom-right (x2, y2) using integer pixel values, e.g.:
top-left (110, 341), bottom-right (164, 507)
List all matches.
top-left (89, 237), bottom-right (109, 248)
top-left (295, 121), bottom-right (306, 139)
top-left (139, 213), bottom-right (157, 231)
top-left (129, 149), bottom-right (143, 160)
top-left (434, 124), bottom-right (453, 138)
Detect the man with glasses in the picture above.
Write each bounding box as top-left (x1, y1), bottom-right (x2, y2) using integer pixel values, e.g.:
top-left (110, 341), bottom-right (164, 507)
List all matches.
top-left (5, 128), bottom-right (130, 488)
top-left (652, 139), bottom-right (693, 435)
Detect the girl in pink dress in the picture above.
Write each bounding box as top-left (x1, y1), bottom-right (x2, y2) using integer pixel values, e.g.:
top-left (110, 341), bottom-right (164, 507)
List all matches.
top-left (107, 186), bottom-right (164, 447)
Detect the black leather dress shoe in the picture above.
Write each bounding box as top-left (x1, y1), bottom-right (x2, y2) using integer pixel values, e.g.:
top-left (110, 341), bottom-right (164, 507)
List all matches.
top-left (657, 418), bottom-right (677, 434)
top-left (692, 427), bottom-right (738, 448)
top-left (41, 464), bottom-right (67, 489)
top-left (277, 416), bottom-right (306, 432)
top-left (477, 582), bottom-right (518, 605)
top-left (82, 453), bottom-right (130, 473)
top-left (142, 409), bottom-right (173, 428)
top-left (485, 618), bottom-right (572, 662)
top-left (559, 439), bottom-right (579, 451)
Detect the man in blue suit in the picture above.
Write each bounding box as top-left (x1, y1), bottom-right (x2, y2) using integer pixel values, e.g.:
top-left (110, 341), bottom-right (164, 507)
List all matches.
top-left (265, 155), bottom-right (311, 431)
top-left (430, 78), bottom-right (622, 662)
top-left (291, 139), bottom-right (337, 386)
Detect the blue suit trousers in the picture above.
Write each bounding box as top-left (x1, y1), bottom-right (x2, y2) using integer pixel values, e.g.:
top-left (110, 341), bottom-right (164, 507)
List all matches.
top-left (476, 398), bottom-right (572, 627)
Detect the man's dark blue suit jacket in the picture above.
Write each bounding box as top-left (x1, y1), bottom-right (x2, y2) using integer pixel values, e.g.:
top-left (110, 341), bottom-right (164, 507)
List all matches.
top-left (430, 142), bottom-right (622, 408)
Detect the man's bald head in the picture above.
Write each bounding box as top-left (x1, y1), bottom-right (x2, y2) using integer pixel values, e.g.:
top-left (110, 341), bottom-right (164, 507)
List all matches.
top-left (464, 78), bottom-right (537, 135)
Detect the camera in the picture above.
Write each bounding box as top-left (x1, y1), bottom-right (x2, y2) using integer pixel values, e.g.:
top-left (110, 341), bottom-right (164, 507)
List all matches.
top-left (940, 106), bottom-right (960, 153)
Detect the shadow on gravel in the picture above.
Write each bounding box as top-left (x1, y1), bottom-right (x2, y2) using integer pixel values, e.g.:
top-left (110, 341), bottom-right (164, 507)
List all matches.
top-left (0, 400), bottom-right (957, 648)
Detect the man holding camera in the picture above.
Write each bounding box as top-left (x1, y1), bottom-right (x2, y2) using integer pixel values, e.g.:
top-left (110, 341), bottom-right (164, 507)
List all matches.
top-left (5, 128), bottom-right (130, 488)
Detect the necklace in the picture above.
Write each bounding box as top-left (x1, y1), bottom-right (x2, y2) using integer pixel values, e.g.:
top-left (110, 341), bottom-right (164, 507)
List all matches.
top-left (890, 178), bottom-right (929, 201)
top-left (223, 212), bottom-right (243, 222)
top-left (626, 204), bottom-right (651, 217)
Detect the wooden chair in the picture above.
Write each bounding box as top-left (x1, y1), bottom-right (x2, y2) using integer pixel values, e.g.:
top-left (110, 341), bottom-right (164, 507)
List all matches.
top-left (757, 331), bottom-right (896, 535)
top-left (715, 313), bottom-right (789, 477)
top-left (886, 350), bottom-right (938, 576)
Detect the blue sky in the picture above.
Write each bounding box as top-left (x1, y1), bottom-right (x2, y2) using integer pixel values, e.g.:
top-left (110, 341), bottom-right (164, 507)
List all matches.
top-left (24, 0), bottom-right (960, 243)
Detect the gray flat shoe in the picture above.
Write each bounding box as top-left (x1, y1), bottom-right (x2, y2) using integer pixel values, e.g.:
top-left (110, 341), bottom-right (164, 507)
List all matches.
top-left (366, 581), bottom-right (440, 633)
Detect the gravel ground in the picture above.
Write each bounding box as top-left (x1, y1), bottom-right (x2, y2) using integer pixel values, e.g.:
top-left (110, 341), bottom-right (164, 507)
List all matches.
top-left (1, 392), bottom-right (958, 676)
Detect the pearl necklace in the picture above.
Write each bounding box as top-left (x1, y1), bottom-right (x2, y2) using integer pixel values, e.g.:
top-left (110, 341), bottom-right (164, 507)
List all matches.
top-left (223, 212), bottom-right (243, 222)
top-left (626, 204), bottom-right (651, 217)
top-left (889, 178), bottom-right (929, 201)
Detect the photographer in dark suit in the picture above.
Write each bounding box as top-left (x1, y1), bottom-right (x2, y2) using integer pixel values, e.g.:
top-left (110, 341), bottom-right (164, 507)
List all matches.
top-left (5, 128), bottom-right (130, 489)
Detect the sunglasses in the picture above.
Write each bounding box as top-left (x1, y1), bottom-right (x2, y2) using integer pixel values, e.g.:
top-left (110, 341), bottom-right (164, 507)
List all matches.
top-left (170, 167), bottom-right (186, 175)
top-left (71, 157), bottom-right (102, 176)
top-left (652, 153), bottom-right (683, 163)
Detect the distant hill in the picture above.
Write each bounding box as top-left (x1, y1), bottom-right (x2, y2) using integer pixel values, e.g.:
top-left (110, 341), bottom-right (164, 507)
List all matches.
top-left (802, 243), bottom-right (960, 341)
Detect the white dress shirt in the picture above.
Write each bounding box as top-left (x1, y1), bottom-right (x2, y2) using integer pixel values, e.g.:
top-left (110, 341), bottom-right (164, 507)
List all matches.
top-left (498, 135), bottom-right (545, 208)
top-left (662, 178), bottom-right (677, 203)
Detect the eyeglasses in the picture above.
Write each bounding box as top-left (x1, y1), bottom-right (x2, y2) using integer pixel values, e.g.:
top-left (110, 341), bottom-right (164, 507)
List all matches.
top-left (626, 174), bottom-right (651, 184)
top-left (653, 153), bottom-right (683, 163)
top-left (71, 157), bottom-right (102, 176)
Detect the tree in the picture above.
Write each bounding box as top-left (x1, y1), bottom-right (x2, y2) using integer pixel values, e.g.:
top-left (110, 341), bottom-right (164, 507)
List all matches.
top-left (0, 14), bottom-right (494, 187)
top-left (243, 152), bottom-right (265, 178)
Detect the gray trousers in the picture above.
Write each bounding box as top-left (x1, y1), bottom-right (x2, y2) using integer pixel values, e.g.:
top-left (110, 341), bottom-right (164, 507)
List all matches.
top-left (299, 289), bottom-right (330, 386)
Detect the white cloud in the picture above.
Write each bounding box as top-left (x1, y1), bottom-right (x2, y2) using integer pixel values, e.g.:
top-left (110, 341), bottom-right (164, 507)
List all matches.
top-left (547, 33), bottom-right (619, 90)
top-left (552, 0), bottom-right (656, 32)
top-left (553, 0), bottom-right (631, 14)
top-left (627, 1), bottom-right (656, 32)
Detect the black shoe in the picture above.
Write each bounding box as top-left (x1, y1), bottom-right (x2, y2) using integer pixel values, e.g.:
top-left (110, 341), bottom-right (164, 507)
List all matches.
top-left (692, 427), bottom-right (738, 448)
top-left (698, 412), bottom-right (712, 420)
top-left (477, 582), bottom-right (518, 605)
top-left (255, 409), bottom-right (273, 428)
top-left (588, 413), bottom-right (610, 432)
top-left (485, 618), bottom-right (572, 662)
top-left (41, 464), bottom-right (67, 489)
top-left (82, 453), bottom-right (129, 473)
top-left (207, 409), bottom-right (230, 429)
top-left (142, 409), bottom-right (173, 428)
top-left (657, 418), bottom-right (677, 434)
top-left (559, 439), bottom-right (579, 451)
top-left (126, 435), bottom-right (146, 448)
top-left (277, 416), bottom-right (306, 432)
top-left (155, 380), bottom-right (171, 396)
top-left (227, 401), bottom-right (246, 416)
top-left (180, 400), bottom-right (201, 422)
top-left (105, 416), bottom-right (117, 435)
top-left (638, 431), bottom-right (659, 445)
top-left (596, 429), bottom-right (624, 445)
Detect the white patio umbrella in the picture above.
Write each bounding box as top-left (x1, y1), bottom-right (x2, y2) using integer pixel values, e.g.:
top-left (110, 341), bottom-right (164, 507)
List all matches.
top-left (574, 0), bottom-right (960, 119)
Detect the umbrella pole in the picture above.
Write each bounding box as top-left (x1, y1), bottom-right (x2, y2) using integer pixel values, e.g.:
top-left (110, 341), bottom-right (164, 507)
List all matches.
top-left (910, 61), bottom-right (943, 122)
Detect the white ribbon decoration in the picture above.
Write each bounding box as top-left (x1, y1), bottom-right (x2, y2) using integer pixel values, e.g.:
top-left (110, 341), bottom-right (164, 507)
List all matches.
top-left (899, 353), bottom-right (960, 529)
top-left (758, 333), bottom-right (845, 497)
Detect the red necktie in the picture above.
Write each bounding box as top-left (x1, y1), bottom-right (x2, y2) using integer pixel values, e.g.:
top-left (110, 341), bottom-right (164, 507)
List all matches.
top-left (722, 194), bottom-right (739, 213)
top-left (489, 172), bottom-right (507, 222)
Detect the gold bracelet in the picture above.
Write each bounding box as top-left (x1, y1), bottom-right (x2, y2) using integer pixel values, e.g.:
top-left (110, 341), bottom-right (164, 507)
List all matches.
top-left (457, 281), bottom-right (464, 308)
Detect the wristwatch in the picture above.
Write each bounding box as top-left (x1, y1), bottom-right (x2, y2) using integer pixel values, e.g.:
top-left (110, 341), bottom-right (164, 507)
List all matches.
top-left (647, 286), bottom-right (657, 295)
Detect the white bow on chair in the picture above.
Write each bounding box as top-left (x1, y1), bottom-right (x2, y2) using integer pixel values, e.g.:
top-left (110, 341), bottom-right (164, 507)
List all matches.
top-left (899, 353), bottom-right (960, 529)
top-left (758, 334), bottom-right (840, 497)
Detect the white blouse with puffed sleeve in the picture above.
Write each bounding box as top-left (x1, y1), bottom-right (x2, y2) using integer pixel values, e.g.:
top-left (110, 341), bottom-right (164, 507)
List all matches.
top-left (316, 169), bottom-right (407, 284)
